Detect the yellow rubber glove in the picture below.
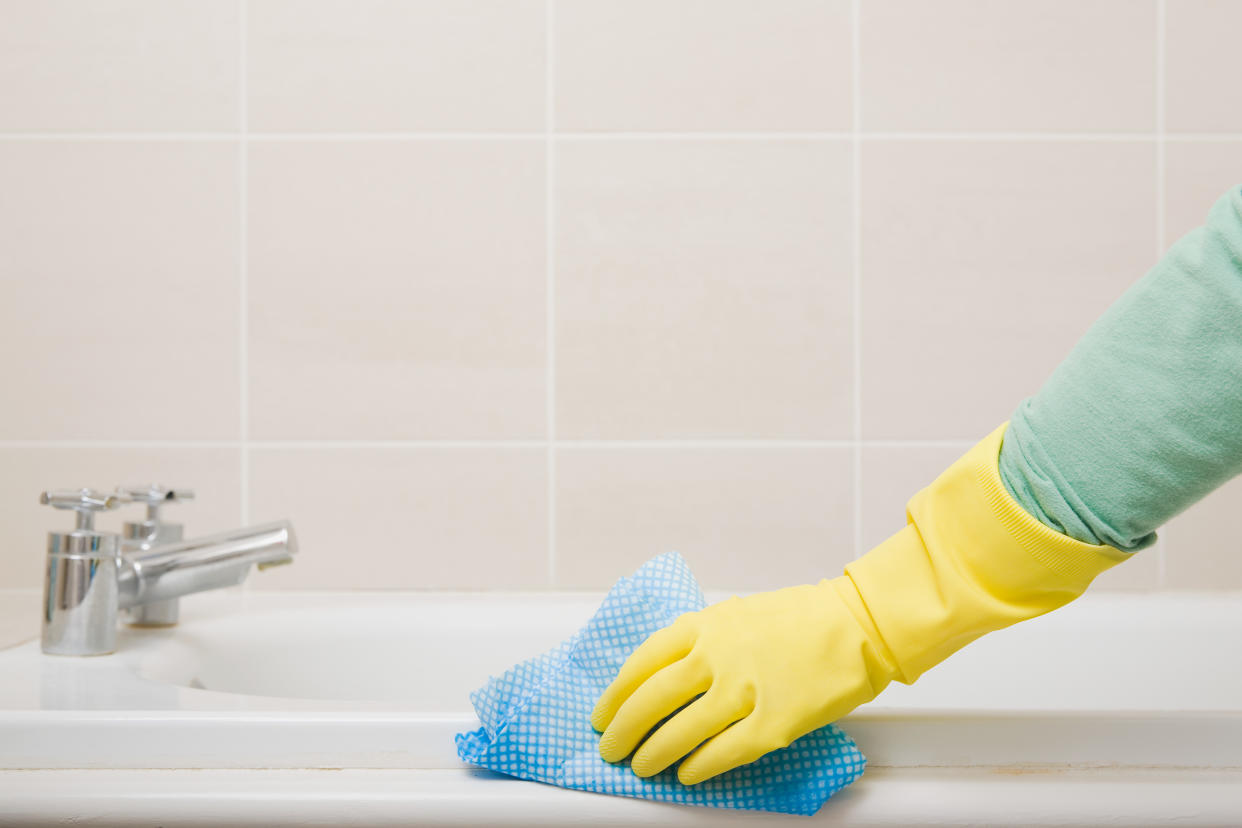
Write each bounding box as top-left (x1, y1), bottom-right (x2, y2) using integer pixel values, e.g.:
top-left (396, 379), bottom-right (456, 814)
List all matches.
top-left (591, 422), bottom-right (1133, 785)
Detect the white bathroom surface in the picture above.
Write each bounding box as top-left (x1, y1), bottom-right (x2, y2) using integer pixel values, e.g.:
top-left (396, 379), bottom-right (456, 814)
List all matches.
top-left (2, 587), bottom-right (1241, 710)
top-left (2, 587), bottom-right (1242, 825)
top-left (3, 766), bottom-right (1242, 828)
top-left (0, 592), bottom-right (38, 652)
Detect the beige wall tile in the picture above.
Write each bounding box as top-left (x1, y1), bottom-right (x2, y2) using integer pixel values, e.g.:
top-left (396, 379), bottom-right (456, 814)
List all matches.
top-left (555, 448), bottom-right (853, 592)
top-left (556, 140), bottom-right (853, 439)
top-left (0, 448), bottom-right (242, 589)
top-left (7, 1), bottom-right (1236, 597)
top-left (0, 141), bottom-right (240, 440)
top-left (248, 0), bottom-right (544, 131)
top-left (860, 141), bottom-right (1156, 440)
top-left (861, 444), bottom-right (1160, 590)
top-left (249, 448), bottom-right (547, 589)
top-left (1163, 474), bottom-right (1242, 589)
top-left (860, 445), bottom-right (961, 551)
top-left (247, 141), bottom-right (545, 440)
top-left (860, 0), bottom-right (1155, 131)
top-left (555, 0), bottom-right (851, 131)
top-left (0, 0), bottom-right (239, 131)
top-left (1165, 142), bottom-right (1242, 243)
top-left (1166, 0), bottom-right (1242, 133)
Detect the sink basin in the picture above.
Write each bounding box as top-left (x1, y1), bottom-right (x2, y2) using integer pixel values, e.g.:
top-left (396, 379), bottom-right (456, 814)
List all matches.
top-left (4, 587), bottom-right (1242, 826)
top-left (2, 588), bottom-right (1242, 774)
top-left (132, 595), bottom-right (596, 705)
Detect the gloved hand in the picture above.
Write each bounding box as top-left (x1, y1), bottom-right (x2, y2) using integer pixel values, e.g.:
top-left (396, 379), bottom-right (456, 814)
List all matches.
top-left (590, 575), bottom-right (888, 784)
top-left (592, 422), bottom-right (1133, 784)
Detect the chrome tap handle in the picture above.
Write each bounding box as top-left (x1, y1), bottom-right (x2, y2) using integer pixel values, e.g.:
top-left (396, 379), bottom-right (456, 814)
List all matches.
top-left (39, 489), bottom-right (124, 655)
top-left (114, 485), bottom-right (196, 627)
top-left (115, 484), bottom-right (195, 521)
top-left (115, 483), bottom-right (193, 540)
top-left (39, 488), bottom-right (123, 531)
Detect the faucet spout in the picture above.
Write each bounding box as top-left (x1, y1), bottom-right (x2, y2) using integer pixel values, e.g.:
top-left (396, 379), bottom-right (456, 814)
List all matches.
top-left (118, 520), bottom-right (297, 611)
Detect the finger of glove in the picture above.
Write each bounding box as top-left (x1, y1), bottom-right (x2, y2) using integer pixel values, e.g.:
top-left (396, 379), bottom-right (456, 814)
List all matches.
top-left (591, 620), bottom-right (695, 733)
top-left (598, 656), bottom-right (711, 764)
top-left (676, 716), bottom-right (781, 785)
top-left (629, 689), bottom-right (749, 778)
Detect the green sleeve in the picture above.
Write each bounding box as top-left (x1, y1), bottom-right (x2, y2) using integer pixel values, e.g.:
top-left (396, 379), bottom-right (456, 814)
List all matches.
top-left (999, 186), bottom-right (1242, 552)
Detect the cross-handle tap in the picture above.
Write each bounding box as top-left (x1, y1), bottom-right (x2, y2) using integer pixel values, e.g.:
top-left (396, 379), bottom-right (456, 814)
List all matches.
top-left (39, 486), bottom-right (297, 656)
top-left (39, 488), bottom-right (126, 656)
top-left (114, 484), bottom-right (195, 626)
top-left (39, 488), bottom-right (124, 530)
top-left (116, 484), bottom-right (195, 526)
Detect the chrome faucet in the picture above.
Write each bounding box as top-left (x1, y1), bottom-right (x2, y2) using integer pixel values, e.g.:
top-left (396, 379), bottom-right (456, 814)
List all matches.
top-left (40, 486), bottom-right (297, 656)
top-left (116, 483), bottom-right (195, 627)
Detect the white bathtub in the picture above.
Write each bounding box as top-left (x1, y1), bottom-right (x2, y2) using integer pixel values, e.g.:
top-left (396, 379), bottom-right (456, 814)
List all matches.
top-left (1, 587), bottom-right (1241, 826)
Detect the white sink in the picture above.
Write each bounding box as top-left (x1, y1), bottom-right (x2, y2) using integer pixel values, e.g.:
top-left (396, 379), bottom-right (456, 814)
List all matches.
top-left (3, 588), bottom-right (1242, 825)
top-left (133, 595), bottom-right (594, 706)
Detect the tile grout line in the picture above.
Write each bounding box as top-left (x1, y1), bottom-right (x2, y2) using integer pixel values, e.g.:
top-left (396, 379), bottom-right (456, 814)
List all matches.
top-left (545, 0), bottom-right (557, 587)
top-left (238, 0), bottom-right (250, 529)
top-left (1154, 0), bottom-right (1168, 588)
top-left (851, 0), bottom-right (863, 561)
top-left (4, 131), bottom-right (1242, 142)
top-left (0, 439), bottom-right (978, 449)
top-left (857, 132), bottom-right (1159, 142)
top-left (1156, 0), bottom-right (1167, 258)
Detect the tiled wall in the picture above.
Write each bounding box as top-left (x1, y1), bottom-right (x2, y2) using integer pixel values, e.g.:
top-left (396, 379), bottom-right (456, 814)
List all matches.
top-left (2, 0), bottom-right (1240, 593)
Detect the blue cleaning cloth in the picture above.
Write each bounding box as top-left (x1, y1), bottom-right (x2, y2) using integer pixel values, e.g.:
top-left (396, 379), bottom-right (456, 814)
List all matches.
top-left (455, 551), bottom-right (867, 816)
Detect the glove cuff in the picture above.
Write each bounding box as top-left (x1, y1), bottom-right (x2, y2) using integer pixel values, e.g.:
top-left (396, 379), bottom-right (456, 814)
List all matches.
top-left (844, 421), bottom-right (1132, 685)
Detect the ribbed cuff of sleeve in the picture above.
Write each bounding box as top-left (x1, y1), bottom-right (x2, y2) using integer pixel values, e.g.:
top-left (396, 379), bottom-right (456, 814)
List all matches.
top-left (971, 422), bottom-right (1133, 585)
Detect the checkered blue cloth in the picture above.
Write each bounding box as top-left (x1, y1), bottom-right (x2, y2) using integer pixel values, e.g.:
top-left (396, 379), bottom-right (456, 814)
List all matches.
top-left (455, 551), bottom-right (867, 816)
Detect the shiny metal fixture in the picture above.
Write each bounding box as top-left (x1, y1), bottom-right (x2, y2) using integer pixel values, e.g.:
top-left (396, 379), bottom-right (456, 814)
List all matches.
top-left (117, 483), bottom-right (195, 627)
top-left (40, 489), bottom-right (125, 656)
top-left (39, 485), bottom-right (297, 656)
